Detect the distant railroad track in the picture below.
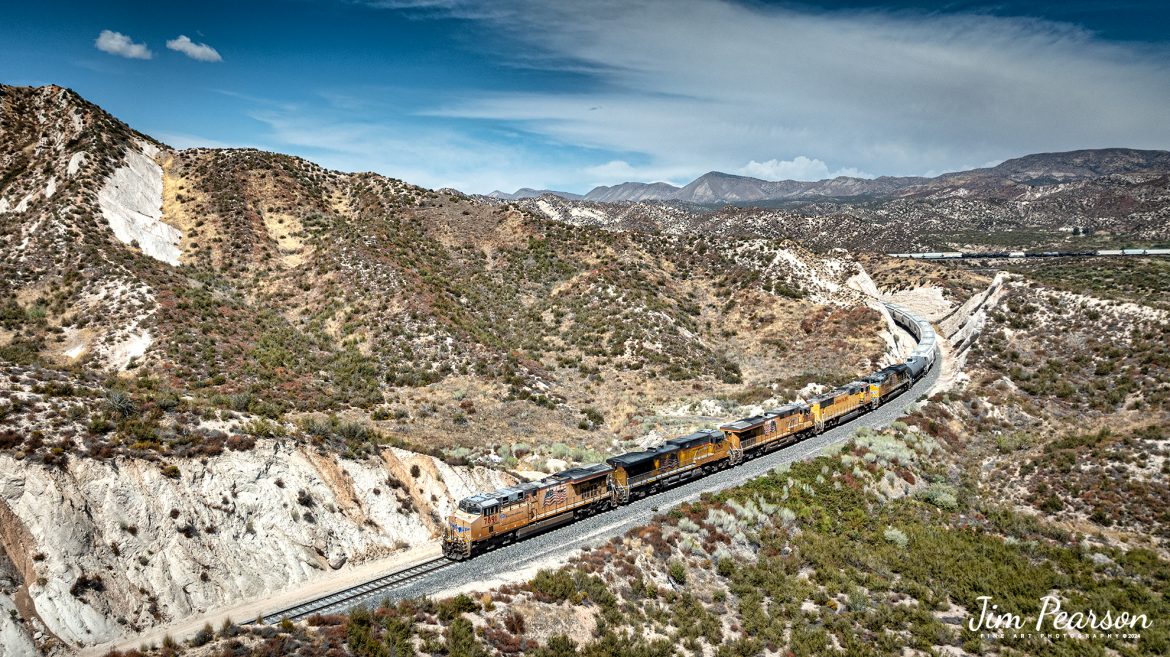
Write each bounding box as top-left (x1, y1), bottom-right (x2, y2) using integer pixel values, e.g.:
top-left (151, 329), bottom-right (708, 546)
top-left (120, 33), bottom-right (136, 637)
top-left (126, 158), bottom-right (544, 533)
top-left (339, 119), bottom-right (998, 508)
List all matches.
top-left (888, 247), bottom-right (1170, 260)
top-left (261, 557), bottom-right (454, 623)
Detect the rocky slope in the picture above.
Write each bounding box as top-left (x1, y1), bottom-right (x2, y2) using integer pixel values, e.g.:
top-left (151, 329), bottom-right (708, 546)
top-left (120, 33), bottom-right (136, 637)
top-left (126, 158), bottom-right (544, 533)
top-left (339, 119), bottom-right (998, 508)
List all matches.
top-left (0, 84), bottom-right (901, 462)
top-left (582, 181), bottom-right (683, 203)
top-left (0, 84), bottom-right (919, 653)
top-left (504, 148), bottom-right (1170, 251)
top-left (0, 426), bottom-right (508, 653)
top-left (517, 168), bottom-right (1170, 252)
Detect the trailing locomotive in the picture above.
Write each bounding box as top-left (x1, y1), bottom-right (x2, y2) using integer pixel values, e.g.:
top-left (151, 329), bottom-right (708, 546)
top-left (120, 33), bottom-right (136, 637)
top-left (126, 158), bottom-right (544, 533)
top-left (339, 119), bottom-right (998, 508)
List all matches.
top-left (442, 303), bottom-right (936, 560)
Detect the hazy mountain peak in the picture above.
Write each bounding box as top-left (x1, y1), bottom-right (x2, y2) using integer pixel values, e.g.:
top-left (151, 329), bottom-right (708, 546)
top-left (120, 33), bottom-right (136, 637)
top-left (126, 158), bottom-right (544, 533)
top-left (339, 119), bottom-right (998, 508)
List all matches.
top-left (487, 187), bottom-right (583, 201)
top-left (569, 147), bottom-right (1170, 205)
top-left (583, 181), bottom-right (682, 202)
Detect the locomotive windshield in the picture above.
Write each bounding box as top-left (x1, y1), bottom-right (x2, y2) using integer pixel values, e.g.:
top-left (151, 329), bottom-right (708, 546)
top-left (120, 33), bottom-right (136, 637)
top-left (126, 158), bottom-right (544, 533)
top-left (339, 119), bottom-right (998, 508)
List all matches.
top-left (458, 499), bottom-right (483, 514)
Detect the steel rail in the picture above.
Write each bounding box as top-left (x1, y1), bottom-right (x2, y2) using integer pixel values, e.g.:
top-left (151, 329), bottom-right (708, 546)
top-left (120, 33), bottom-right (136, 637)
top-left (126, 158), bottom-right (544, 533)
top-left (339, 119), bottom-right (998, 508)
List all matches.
top-left (261, 556), bottom-right (454, 623)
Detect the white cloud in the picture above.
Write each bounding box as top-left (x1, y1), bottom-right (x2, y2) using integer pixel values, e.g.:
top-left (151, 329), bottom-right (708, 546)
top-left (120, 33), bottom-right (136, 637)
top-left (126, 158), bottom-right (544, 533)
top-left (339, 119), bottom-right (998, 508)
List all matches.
top-left (94, 30), bottom-right (152, 60)
top-left (406, 1), bottom-right (1170, 184)
top-left (584, 160), bottom-right (639, 179)
top-left (737, 156), bottom-right (873, 181)
top-left (166, 35), bottom-right (223, 62)
top-left (581, 160), bottom-right (688, 187)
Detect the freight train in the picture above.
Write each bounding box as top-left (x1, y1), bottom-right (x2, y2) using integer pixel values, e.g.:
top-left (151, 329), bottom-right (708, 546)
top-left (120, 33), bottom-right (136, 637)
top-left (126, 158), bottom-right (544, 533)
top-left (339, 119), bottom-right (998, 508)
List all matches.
top-left (441, 304), bottom-right (936, 560)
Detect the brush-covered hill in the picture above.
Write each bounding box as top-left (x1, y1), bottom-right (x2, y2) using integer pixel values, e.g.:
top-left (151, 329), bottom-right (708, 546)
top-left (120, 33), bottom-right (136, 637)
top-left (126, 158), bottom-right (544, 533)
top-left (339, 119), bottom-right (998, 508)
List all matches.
top-left (516, 149), bottom-right (1170, 252)
top-left (0, 84), bottom-right (921, 653)
top-left (0, 83), bottom-right (906, 464)
top-left (184, 255), bottom-right (1170, 657)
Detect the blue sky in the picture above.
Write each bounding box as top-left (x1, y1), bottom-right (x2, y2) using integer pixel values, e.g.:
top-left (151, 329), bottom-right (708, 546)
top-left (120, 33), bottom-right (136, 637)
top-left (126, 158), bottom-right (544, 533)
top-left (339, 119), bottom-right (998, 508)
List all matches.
top-left (3, 1), bottom-right (1170, 194)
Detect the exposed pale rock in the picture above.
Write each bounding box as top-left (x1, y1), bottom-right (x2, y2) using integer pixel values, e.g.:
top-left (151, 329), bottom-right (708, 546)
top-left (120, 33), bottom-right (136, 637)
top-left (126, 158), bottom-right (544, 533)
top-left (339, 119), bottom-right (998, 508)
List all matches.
top-left (0, 592), bottom-right (37, 657)
top-left (67, 152), bottom-right (86, 177)
top-left (97, 147), bottom-right (182, 266)
top-left (106, 329), bottom-right (151, 370)
top-left (0, 442), bottom-right (511, 648)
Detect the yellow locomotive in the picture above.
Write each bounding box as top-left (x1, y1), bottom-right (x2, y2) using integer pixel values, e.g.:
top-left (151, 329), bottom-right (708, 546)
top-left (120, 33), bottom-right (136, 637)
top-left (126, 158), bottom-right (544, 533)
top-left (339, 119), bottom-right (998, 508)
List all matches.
top-left (719, 402), bottom-right (814, 456)
top-left (443, 463), bottom-right (613, 559)
top-left (606, 429), bottom-right (732, 504)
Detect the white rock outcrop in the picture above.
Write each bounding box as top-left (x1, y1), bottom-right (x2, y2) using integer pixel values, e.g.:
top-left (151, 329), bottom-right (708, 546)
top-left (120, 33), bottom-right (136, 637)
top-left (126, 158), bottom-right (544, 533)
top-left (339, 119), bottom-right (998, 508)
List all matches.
top-left (0, 442), bottom-right (511, 649)
top-left (67, 152), bottom-right (87, 177)
top-left (97, 147), bottom-right (181, 266)
top-left (0, 591), bottom-right (37, 657)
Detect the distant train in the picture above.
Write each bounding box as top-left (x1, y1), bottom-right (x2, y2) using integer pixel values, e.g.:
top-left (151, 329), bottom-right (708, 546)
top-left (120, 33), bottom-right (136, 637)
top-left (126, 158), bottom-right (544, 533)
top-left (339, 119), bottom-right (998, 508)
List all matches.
top-left (441, 304), bottom-right (936, 560)
top-left (888, 248), bottom-right (1170, 260)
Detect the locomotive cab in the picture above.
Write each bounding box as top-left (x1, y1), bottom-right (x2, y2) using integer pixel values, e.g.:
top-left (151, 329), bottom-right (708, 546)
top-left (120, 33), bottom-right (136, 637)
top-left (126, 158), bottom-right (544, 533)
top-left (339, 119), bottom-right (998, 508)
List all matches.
top-left (443, 494), bottom-right (496, 559)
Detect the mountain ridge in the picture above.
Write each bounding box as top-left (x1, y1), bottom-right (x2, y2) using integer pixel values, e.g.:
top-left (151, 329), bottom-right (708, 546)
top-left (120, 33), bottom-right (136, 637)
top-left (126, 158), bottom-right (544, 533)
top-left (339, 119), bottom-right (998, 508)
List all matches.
top-left (570, 149), bottom-right (1170, 204)
top-left (487, 187), bottom-right (583, 201)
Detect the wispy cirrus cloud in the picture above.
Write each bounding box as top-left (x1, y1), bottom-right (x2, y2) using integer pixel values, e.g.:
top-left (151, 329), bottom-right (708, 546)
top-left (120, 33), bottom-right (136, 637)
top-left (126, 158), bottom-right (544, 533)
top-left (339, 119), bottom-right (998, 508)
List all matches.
top-left (166, 35), bottom-right (223, 62)
top-left (247, 104), bottom-right (601, 193)
top-left (94, 30), bottom-right (152, 60)
top-left (391, 0), bottom-right (1170, 187)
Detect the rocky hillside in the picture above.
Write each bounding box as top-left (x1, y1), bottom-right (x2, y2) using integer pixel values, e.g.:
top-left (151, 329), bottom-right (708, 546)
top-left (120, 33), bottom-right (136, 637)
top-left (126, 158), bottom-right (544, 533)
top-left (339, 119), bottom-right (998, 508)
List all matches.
top-left (582, 181), bottom-right (686, 203)
top-left (498, 148), bottom-right (1170, 252)
top-left (517, 166), bottom-right (1170, 252)
top-left (145, 255), bottom-right (1170, 657)
top-left (0, 415), bottom-right (510, 651)
top-left (487, 189), bottom-right (581, 201)
top-left (0, 84), bottom-right (918, 653)
top-left (0, 84), bottom-right (901, 461)
top-left (926, 148), bottom-right (1170, 193)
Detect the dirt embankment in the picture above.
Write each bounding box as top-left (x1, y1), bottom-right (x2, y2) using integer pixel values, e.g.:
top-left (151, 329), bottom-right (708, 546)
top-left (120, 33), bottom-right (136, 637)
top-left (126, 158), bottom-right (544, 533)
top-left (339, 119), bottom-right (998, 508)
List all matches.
top-left (0, 442), bottom-right (511, 654)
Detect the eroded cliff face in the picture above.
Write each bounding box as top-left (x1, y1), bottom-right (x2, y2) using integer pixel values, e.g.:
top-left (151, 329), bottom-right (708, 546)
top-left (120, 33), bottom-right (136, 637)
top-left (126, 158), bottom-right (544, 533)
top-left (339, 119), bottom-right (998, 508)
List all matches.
top-left (0, 441), bottom-right (512, 653)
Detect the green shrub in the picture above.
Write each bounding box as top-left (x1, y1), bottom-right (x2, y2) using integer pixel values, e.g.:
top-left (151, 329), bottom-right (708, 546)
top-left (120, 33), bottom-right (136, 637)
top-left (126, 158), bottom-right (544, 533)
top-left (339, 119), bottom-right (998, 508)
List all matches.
top-left (883, 527), bottom-right (908, 548)
top-left (106, 390), bottom-right (136, 418)
top-left (437, 594), bottom-right (479, 622)
top-left (918, 483), bottom-right (958, 511)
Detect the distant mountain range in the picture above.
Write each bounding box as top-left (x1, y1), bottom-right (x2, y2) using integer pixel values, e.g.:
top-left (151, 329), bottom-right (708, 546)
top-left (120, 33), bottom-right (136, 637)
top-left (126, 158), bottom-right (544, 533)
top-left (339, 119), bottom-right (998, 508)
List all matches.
top-left (487, 187), bottom-right (583, 201)
top-left (489, 148), bottom-right (1170, 205)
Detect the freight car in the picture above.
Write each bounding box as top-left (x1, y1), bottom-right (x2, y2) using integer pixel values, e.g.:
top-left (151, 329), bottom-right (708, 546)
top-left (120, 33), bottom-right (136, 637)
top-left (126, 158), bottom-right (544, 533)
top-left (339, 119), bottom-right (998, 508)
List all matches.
top-left (442, 304), bottom-right (937, 560)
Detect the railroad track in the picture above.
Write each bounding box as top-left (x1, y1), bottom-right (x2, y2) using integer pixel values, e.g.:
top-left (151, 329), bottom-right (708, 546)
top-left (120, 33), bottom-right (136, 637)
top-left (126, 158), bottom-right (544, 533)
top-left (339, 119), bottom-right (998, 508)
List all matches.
top-left (261, 556), bottom-right (454, 623)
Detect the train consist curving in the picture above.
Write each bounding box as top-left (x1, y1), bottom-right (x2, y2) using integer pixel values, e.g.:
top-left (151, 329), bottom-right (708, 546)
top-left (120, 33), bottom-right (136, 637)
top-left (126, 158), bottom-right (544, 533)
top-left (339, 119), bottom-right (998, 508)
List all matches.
top-left (441, 304), bottom-right (936, 560)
